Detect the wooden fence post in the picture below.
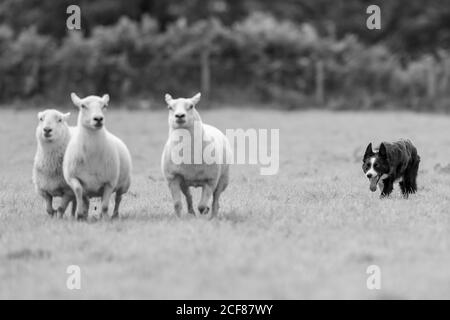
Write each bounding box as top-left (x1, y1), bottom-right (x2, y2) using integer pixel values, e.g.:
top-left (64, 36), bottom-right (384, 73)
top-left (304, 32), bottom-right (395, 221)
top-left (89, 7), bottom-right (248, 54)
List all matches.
top-left (440, 57), bottom-right (449, 94)
top-left (426, 56), bottom-right (436, 100)
top-left (200, 19), bottom-right (213, 105)
top-left (201, 49), bottom-right (210, 105)
top-left (315, 59), bottom-right (325, 105)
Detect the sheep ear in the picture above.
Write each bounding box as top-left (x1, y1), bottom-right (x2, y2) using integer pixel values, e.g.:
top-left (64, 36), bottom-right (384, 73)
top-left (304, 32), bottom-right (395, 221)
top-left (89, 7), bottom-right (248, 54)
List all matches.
top-left (165, 93), bottom-right (173, 105)
top-left (190, 92), bottom-right (201, 106)
top-left (71, 92), bottom-right (82, 108)
top-left (102, 94), bottom-right (110, 106)
top-left (37, 111), bottom-right (43, 120)
top-left (63, 112), bottom-right (71, 121)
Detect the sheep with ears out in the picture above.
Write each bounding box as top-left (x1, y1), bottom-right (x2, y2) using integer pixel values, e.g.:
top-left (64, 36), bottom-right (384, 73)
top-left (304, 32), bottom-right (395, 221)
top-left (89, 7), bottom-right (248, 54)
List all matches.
top-left (63, 93), bottom-right (132, 220)
top-left (32, 109), bottom-right (76, 218)
top-left (161, 92), bottom-right (232, 218)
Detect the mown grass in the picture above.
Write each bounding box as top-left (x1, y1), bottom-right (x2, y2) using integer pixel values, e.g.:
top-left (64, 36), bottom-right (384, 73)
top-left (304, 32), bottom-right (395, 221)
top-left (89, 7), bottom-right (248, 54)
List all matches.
top-left (0, 108), bottom-right (449, 299)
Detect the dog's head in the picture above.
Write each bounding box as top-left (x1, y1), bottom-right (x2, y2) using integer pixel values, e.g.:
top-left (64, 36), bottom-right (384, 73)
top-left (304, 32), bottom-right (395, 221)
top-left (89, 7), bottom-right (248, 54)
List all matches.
top-left (362, 142), bottom-right (390, 192)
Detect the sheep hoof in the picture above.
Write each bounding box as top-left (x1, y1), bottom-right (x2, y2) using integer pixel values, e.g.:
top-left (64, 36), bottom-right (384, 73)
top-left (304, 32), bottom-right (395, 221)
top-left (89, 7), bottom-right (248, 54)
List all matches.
top-left (174, 201), bottom-right (182, 217)
top-left (198, 206), bottom-right (210, 215)
top-left (111, 212), bottom-right (119, 220)
top-left (188, 209), bottom-right (195, 215)
top-left (77, 213), bottom-right (88, 221)
top-left (100, 212), bottom-right (109, 220)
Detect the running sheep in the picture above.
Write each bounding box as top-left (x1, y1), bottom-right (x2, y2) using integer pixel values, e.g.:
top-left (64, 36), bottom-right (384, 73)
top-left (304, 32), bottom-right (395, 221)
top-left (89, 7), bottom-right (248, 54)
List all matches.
top-left (63, 93), bottom-right (132, 220)
top-left (161, 93), bottom-right (231, 218)
top-left (32, 109), bottom-right (76, 218)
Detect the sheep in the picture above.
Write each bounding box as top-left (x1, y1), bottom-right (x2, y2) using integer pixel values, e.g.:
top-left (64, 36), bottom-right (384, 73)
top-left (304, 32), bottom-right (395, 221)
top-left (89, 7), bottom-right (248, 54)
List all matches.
top-left (63, 93), bottom-right (132, 220)
top-left (32, 109), bottom-right (76, 218)
top-left (161, 92), bottom-right (231, 218)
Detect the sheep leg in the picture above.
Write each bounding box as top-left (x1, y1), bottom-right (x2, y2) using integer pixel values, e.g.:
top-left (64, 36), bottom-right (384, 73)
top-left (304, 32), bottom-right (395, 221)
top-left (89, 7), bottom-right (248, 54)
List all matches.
top-left (70, 199), bottom-right (77, 217)
top-left (67, 178), bottom-right (87, 220)
top-left (112, 192), bottom-right (122, 219)
top-left (42, 192), bottom-right (56, 217)
top-left (100, 184), bottom-right (114, 219)
top-left (180, 182), bottom-right (195, 215)
top-left (211, 190), bottom-right (221, 218)
top-left (198, 184), bottom-right (213, 215)
top-left (83, 195), bottom-right (90, 216)
top-left (211, 174), bottom-right (228, 218)
top-left (57, 193), bottom-right (72, 218)
top-left (168, 178), bottom-right (183, 217)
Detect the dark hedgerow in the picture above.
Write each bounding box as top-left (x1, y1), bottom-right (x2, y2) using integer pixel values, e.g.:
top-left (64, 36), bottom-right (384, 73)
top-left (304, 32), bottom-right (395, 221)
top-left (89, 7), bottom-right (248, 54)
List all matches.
top-left (0, 13), bottom-right (450, 111)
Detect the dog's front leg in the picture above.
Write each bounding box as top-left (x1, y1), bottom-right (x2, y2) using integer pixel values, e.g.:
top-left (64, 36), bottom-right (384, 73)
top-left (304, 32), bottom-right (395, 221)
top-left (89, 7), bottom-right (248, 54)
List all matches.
top-left (380, 178), bottom-right (394, 198)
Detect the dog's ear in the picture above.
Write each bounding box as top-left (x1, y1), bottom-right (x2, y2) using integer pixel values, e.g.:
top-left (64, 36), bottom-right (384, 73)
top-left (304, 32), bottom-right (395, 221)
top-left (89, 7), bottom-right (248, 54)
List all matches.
top-left (379, 143), bottom-right (387, 159)
top-left (363, 143), bottom-right (374, 160)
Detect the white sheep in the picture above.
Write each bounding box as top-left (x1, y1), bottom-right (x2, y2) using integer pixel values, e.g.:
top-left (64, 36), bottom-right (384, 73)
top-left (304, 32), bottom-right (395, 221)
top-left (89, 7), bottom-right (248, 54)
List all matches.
top-left (161, 93), bottom-right (231, 218)
top-left (32, 109), bottom-right (76, 218)
top-left (63, 93), bottom-right (132, 220)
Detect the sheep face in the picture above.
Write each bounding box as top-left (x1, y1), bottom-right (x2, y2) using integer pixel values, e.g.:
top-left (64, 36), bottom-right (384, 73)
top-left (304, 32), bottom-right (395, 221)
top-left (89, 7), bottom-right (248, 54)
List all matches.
top-left (165, 93), bottom-right (201, 129)
top-left (36, 109), bottom-right (70, 143)
top-left (71, 93), bottom-right (109, 130)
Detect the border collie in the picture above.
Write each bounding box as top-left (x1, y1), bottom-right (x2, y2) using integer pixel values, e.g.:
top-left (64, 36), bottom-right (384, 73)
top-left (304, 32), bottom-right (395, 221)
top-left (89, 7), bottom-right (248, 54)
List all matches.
top-left (362, 140), bottom-right (420, 197)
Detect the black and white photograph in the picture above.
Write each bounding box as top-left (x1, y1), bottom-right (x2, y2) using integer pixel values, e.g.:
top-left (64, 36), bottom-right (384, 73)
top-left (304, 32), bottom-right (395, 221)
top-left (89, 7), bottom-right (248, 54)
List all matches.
top-left (0, 0), bottom-right (450, 303)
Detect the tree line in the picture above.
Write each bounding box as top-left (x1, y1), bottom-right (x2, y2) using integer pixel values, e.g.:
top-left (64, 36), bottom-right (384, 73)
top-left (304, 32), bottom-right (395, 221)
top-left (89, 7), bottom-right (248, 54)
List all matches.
top-left (0, 0), bottom-right (450, 110)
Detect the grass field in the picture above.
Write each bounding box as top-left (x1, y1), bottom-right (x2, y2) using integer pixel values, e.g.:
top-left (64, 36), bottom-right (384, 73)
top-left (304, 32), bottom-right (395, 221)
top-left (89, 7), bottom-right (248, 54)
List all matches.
top-left (1, 107), bottom-right (450, 299)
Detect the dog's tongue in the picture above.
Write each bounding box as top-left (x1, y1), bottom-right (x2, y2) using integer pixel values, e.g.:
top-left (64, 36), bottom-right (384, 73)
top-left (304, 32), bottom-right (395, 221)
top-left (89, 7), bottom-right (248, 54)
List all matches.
top-left (369, 176), bottom-right (378, 192)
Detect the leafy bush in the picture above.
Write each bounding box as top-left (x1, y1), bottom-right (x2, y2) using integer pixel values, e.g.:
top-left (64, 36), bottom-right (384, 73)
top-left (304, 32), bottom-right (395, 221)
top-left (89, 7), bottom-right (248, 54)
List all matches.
top-left (1, 13), bottom-right (450, 111)
top-left (0, 27), bottom-right (55, 101)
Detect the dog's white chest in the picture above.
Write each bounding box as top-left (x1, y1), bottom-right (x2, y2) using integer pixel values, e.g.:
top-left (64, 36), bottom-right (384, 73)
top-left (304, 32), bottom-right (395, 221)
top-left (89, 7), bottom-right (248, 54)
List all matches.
top-left (377, 174), bottom-right (403, 190)
top-left (377, 174), bottom-right (389, 190)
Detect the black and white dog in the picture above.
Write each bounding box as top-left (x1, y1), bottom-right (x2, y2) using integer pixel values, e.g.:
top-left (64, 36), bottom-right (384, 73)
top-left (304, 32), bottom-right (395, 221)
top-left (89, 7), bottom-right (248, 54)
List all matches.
top-left (362, 140), bottom-right (420, 197)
